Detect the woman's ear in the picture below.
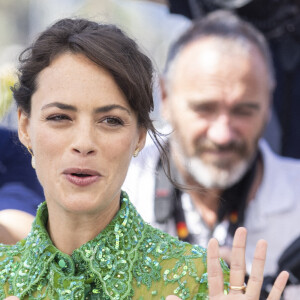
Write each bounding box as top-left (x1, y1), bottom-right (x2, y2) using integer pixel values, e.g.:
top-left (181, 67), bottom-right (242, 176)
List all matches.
top-left (136, 127), bottom-right (147, 152)
top-left (18, 109), bottom-right (31, 148)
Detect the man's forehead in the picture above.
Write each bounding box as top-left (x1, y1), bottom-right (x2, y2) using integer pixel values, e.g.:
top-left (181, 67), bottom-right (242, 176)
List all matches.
top-left (167, 40), bottom-right (271, 107)
top-left (171, 38), bottom-right (267, 85)
top-left (177, 37), bottom-right (254, 68)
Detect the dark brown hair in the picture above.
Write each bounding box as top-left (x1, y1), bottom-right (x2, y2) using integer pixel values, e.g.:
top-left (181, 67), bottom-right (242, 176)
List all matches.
top-left (13, 18), bottom-right (154, 127)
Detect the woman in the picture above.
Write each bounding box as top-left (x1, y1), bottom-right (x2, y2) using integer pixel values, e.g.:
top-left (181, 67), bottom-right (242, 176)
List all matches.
top-left (0, 18), bottom-right (288, 299)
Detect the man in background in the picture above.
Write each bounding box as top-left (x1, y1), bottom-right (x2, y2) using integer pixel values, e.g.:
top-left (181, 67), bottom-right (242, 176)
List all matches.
top-left (124, 10), bottom-right (300, 297)
top-left (168, 0), bottom-right (300, 159)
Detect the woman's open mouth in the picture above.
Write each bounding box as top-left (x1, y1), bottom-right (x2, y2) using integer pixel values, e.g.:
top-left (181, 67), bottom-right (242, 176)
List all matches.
top-left (63, 168), bottom-right (101, 187)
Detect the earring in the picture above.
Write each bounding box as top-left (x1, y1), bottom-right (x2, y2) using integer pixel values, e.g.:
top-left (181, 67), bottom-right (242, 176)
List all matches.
top-left (26, 146), bottom-right (36, 169)
top-left (133, 148), bottom-right (140, 158)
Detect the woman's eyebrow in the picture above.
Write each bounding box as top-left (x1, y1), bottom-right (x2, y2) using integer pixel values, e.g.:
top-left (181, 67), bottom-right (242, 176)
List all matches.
top-left (41, 103), bottom-right (131, 115)
top-left (41, 102), bottom-right (77, 111)
top-left (94, 104), bottom-right (131, 115)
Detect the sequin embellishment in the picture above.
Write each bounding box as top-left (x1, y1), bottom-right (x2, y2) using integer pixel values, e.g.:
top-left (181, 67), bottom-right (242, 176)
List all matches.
top-left (0, 191), bottom-right (229, 299)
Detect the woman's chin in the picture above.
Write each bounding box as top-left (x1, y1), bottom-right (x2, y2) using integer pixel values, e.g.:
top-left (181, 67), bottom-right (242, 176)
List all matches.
top-left (56, 196), bottom-right (106, 215)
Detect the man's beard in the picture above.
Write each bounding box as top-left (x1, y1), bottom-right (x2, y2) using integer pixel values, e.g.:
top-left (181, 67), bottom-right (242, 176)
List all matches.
top-left (172, 137), bottom-right (256, 189)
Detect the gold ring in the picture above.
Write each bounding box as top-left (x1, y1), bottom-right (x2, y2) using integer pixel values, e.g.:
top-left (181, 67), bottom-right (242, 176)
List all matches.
top-left (229, 283), bottom-right (247, 292)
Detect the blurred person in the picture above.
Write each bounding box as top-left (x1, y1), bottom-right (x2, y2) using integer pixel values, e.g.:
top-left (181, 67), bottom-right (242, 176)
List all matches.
top-left (0, 127), bottom-right (43, 244)
top-left (168, 0), bottom-right (300, 159)
top-left (0, 67), bottom-right (43, 244)
top-left (123, 10), bottom-right (300, 298)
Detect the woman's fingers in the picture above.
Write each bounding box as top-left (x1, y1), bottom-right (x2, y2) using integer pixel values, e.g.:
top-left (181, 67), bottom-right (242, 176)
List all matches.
top-left (218, 246), bottom-right (232, 266)
top-left (245, 239), bottom-right (267, 299)
top-left (267, 271), bottom-right (289, 300)
top-left (4, 297), bottom-right (20, 300)
top-left (207, 238), bottom-right (224, 297)
top-left (168, 227), bottom-right (288, 300)
top-left (229, 227), bottom-right (247, 295)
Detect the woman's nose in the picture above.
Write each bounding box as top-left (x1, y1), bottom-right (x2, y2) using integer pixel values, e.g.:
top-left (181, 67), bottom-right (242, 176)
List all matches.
top-left (72, 147), bottom-right (96, 156)
top-left (71, 125), bottom-right (97, 156)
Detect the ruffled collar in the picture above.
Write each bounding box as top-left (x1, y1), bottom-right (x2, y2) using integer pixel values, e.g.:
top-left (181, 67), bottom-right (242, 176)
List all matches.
top-left (10, 191), bottom-right (145, 299)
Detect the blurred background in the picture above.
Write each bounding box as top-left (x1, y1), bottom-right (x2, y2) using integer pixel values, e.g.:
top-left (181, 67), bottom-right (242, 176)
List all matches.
top-left (0, 0), bottom-right (299, 158)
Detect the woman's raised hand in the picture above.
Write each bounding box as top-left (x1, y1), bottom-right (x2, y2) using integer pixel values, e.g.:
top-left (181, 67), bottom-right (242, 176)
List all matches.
top-left (167, 227), bottom-right (289, 300)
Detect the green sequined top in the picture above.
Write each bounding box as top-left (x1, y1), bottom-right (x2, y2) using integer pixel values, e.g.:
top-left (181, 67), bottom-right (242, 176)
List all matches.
top-left (0, 191), bottom-right (229, 299)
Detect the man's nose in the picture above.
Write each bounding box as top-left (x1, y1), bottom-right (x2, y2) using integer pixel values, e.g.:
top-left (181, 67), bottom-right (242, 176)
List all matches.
top-left (207, 115), bottom-right (235, 146)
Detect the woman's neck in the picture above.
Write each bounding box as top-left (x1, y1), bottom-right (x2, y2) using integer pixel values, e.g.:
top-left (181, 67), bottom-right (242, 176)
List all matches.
top-left (46, 200), bottom-right (120, 255)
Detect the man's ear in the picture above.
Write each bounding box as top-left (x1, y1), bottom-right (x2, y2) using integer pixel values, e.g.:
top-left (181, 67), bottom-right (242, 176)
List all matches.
top-left (160, 76), bottom-right (172, 122)
top-left (18, 109), bottom-right (31, 149)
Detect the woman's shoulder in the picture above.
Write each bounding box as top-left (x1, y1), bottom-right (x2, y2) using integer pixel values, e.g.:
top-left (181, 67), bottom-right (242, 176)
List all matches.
top-left (0, 240), bottom-right (25, 259)
top-left (0, 241), bottom-right (26, 298)
top-left (143, 222), bottom-right (208, 260)
top-left (0, 241), bottom-right (25, 276)
top-left (131, 223), bottom-right (229, 299)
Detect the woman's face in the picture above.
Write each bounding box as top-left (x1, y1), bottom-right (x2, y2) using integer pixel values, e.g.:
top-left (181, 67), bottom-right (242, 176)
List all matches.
top-left (18, 52), bottom-right (146, 215)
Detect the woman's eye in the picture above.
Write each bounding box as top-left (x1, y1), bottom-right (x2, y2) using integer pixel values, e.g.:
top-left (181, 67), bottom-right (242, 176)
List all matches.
top-left (102, 117), bottom-right (124, 126)
top-left (46, 114), bottom-right (71, 121)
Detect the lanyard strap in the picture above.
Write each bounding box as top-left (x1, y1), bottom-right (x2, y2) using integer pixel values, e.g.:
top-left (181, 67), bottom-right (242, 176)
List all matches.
top-left (154, 150), bottom-right (260, 243)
